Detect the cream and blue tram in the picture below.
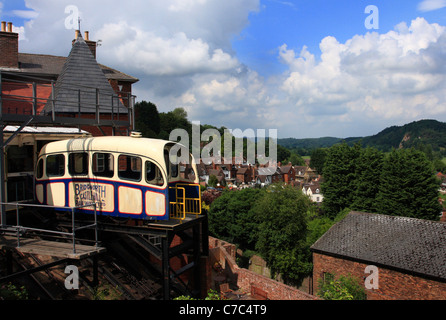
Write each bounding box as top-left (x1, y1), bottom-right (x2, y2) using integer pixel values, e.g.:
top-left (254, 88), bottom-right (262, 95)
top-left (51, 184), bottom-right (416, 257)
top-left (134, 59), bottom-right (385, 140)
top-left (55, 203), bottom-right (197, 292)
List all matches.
top-left (34, 135), bottom-right (201, 221)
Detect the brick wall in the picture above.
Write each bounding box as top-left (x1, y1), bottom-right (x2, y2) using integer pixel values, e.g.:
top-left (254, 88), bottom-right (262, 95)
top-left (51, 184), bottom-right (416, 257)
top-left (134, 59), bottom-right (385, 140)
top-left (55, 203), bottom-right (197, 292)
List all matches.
top-left (236, 268), bottom-right (318, 300)
top-left (209, 236), bottom-right (318, 300)
top-left (0, 31), bottom-right (18, 69)
top-left (313, 252), bottom-right (446, 300)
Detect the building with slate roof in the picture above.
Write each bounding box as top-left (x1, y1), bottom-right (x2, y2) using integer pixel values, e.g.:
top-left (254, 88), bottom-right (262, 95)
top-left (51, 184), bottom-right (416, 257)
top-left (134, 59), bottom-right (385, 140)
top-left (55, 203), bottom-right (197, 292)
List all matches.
top-left (0, 22), bottom-right (138, 203)
top-left (311, 211), bottom-right (446, 299)
top-left (0, 24), bottom-right (138, 134)
top-left (41, 32), bottom-right (126, 115)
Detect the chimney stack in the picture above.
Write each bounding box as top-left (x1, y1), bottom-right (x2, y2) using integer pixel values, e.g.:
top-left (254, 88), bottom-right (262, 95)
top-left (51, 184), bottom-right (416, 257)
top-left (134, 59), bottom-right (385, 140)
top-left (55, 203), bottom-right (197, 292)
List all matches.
top-left (0, 21), bottom-right (19, 69)
top-left (84, 31), bottom-right (97, 59)
top-left (72, 29), bottom-right (97, 59)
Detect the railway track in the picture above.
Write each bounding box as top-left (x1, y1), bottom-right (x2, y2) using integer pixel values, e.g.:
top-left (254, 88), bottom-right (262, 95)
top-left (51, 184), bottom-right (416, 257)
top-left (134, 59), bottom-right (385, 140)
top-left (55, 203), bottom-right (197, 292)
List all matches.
top-left (0, 209), bottom-right (183, 300)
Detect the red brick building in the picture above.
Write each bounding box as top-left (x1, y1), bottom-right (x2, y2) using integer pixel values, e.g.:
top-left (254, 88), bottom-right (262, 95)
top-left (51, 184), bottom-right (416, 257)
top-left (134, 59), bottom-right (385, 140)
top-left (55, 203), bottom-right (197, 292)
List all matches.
top-left (311, 211), bottom-right (446, 300)
top-left (0, 22), bottom-right (138, 136)
top-left (0, 22), bottom-right (138, 202)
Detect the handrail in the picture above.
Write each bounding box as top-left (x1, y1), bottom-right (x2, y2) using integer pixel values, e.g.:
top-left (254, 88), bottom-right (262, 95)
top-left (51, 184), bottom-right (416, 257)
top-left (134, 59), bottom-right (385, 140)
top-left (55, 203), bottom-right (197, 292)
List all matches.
top-left (169, 186), bottom-right (186, 220)
top-left (0, 71), bottom-right (135, 125)
top-left (0, 201), bottom-right (99, 255)
top-left (168, 183), bottom-right (202, 221)
top-left (176, 183), bottom-right (202, 216)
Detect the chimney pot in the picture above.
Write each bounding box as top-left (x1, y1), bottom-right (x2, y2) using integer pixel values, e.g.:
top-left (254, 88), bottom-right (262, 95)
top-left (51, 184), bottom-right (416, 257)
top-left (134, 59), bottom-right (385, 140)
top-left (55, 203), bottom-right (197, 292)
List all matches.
top-left (75, 29), bottom-right (79, 39)
top-left (7, 22), bottom-right (13, 32)
top-left (84, 31), bottom-right (89, 41)
top-left (1, 21), bottom-right (6, 32)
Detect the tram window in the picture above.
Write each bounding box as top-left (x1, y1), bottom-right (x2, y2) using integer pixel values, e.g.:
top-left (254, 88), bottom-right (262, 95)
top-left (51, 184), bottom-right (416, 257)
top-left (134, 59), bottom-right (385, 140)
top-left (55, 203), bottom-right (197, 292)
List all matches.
top-left (170, 154), bottom-right (179, 178)
top-left (145, 161), bottom-right (164, 186)
top-left (164, 150), bottom-right (178, 178)
top-left (118, 155), bottom-right (141, 181)
top-left (36, 159), bottom-right (44, 179)
top-left (69, 153), bottom-right (88, 175)
top-left (92, 153), bottom-right (114, 178)
top-left (46, 154), bottom-right (65, 177)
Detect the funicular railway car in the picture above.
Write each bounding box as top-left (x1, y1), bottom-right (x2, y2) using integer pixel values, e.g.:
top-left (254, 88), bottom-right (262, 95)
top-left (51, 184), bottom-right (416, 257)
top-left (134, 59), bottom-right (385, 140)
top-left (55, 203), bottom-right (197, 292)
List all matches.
top-left (34, 134), bottom-right (201, 221)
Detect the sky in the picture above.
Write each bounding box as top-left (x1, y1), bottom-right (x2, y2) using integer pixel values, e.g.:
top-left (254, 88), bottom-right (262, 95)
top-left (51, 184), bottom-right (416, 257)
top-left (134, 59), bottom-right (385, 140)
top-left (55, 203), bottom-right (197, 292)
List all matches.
top-left (2, 0), bottom-right (446, 139)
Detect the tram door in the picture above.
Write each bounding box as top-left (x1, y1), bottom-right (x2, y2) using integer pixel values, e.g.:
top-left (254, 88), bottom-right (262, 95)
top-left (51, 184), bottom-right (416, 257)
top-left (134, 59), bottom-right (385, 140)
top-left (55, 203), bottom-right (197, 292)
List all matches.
top-left (165, 150), bottom-right (201, 220)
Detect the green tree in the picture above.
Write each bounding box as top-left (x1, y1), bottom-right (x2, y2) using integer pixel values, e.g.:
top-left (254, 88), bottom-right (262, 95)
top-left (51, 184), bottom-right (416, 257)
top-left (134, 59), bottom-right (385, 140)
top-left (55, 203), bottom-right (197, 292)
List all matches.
top-left (277, 145), bottom-right (291, 163)
top-left (207, 175), bottom-right (219, 188)
top-left (208, 188), bottom-right (264, 250)
top-left (351, 147), bottom-right (384, 213)
top-left (286, 152), bottom-right (305, 166)
top-left (310, 148), bottom-right (327, 175)
top-left (252, 184), bottom-right (312, 286)
top-left (159, 107), bottom-right (191, 140)
top-left (321, 143), bottom-right (361, 218)
top-left (134, 101), bottom-right (160, 138)
top-left (375, 148), bottom-right (441, 220)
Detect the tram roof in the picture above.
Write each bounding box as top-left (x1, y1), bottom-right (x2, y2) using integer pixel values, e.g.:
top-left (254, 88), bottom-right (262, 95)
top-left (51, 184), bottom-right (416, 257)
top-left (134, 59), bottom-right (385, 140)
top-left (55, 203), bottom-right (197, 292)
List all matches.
top-left (39, 136), bottom-right (177, 159)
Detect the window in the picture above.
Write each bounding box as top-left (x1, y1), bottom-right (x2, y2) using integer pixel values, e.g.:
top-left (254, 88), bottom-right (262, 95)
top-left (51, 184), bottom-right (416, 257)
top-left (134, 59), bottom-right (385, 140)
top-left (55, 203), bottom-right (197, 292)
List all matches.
top-left (92, 153), bottom-right (114, 178)
top-left (7, 145), bottom-right (33, 173)
top-left (46, 154), bottom-right (65, 177)
top-left (145, 160), bottom-right (164, 186)
top-left (166, 151), bottom-right (178, 178)
top-left (36, 159), bottom-right (44, 179)
top-left (69, 153), bottom-right (88, 175)
top-left (171, 162), bottom-right (179, 178)
top-left (118, 154), bottom-right (141, 181)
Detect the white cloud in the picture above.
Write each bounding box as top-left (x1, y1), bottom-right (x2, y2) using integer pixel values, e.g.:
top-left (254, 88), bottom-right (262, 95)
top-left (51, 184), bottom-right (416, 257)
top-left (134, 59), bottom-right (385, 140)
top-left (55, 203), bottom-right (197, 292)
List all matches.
top-left (11, 1), bottom-right (446, 138)
top-left (168, 0), bottom-right (208, 12)
top-left (95, 21), bottom-right (239, 76)
top-left (12, 9), bottom-right (39, 19)
top-left (418, 0), bottom-right (446, 12)
top-left (277, 17), bottom-right (446, 136)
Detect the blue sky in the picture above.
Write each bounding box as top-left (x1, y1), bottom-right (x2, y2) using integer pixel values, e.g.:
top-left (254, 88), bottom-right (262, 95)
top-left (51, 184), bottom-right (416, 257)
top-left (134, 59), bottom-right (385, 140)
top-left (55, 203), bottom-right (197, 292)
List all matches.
top-left (2, 0), bottom-right (446, 139)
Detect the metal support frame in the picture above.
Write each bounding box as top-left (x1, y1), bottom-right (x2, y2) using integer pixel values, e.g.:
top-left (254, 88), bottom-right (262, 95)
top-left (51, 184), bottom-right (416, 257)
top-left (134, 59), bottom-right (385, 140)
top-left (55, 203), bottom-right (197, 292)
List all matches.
top-left (0, 71), bottom-right (5, 226)
top-left (67, 214), bottom-right (209, 300)
top-left (0, 257), bottom-right (71, 284)
top-left (0, 201), bottom-right (99, 254)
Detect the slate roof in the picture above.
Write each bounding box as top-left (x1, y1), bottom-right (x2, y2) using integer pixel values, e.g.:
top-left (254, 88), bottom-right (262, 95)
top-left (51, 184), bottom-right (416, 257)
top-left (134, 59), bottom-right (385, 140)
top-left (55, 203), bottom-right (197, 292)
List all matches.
top-left (42, 34), bottom-right (127, 114)
top-left (257, 166), bottom-right (278, 176)
top-left (16, 53), bottom-right (138, 82)
top-left (310, 211), bottom-right (446, 281)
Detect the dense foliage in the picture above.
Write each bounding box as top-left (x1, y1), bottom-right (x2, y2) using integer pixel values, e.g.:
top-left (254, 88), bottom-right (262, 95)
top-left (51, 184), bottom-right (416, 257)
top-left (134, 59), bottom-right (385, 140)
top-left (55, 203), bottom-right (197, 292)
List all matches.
top-left (322, 143), bottom-right (442, 220)
top-left (208, 184), bottom-right (317, 286)
top-left (375, 148), bottom-right (442, 220)
top-left (251, 184), bottom-right (313, 286)
top-left (208, 188), bottom-right (264, 250)
top-left (317, 273), bottom-right (367, 300)
top-left (320, 143), bottom-right (361, 218)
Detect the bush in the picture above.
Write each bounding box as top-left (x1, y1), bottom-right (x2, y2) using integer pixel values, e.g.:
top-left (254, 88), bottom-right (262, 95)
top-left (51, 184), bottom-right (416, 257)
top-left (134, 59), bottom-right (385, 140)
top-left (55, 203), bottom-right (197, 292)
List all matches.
top-left (317, 273), bottom-right (366, 300)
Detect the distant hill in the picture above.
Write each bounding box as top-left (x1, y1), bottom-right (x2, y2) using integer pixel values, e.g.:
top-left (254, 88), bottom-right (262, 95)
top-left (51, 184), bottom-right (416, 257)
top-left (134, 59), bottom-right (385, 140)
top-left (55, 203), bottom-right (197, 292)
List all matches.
top-left (278, 119), bottom-right (446, 153)
top-left (278, 136), bottom-right (343, 150)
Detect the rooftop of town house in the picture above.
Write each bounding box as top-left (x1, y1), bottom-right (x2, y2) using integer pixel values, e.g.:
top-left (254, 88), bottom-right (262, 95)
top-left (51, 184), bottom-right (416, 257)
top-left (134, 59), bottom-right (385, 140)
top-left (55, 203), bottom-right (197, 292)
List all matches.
top-left (311, 211), bottom-right (446, 281)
